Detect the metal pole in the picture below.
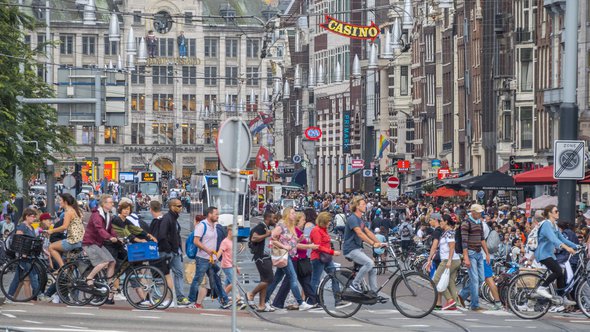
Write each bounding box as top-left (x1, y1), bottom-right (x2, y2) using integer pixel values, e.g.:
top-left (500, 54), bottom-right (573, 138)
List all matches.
top-left (231, 120), bottom-right (241, 332)
top-left (14, 0), bottom-right (26, 221)
top-left (557, 0), bottom-right (579, 225)
top-left (45, 0), bottom-right (55, 217)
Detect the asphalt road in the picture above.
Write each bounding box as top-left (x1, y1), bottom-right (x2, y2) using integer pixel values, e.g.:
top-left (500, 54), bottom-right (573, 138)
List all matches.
top-left (1, 211), bottom-right (589, 331)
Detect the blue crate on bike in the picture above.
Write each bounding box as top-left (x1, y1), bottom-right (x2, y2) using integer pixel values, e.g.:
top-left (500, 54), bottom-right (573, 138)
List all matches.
top-left (127, 241), bottom-right (160, 262)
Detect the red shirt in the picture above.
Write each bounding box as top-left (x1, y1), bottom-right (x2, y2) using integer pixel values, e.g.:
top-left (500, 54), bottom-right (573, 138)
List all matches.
top-left (310, 225), bottom-right (334, 261)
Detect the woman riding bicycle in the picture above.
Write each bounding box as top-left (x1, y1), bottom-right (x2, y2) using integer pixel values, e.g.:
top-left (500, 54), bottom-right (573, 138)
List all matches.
top-left (47, 193), bottom-right (84, 268)
top-left (534, 204), bottom-right (578, 306)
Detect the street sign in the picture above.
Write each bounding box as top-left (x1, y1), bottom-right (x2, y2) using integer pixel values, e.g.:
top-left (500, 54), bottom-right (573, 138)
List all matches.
top-left (292, 154), bottom-right (302, 164)
top-left (397, 160), bottom-right (410, 172)
top-left (431, 159), bottom-right (441, 168)
top-left (63, 174), bottom-right (76, 189)
top-left (363, 169), bottom-right (373, 177)
top-left (477, 191), bottom-right (485, 199)
top-left (554, 140), bottom-right (585, 179)
top-left (351, 159), bottom-right (364, 169)
top-left (525, 198), bottom-right (532, 218)
top-left (304, 126), bottom-right (322, 141)
top-left (218, 171), bottom-right (249, 194)
top-left (387, 176), bottom-right (400, 188)
top-left (217, 117), bottom-right (252, 171)
top-left (437, 167), bottom-right (451, 180)
top-left (387, 188), bottom-right (399, 201)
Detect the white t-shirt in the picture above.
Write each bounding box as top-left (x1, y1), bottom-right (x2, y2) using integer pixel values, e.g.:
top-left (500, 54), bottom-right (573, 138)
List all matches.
top-left (439, 230), bottom-right (460, 261)
top-left (194, 220), bottom-right (217, 260)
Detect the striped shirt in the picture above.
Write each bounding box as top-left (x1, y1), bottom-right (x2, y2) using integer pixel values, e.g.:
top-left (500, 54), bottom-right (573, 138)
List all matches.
top-left (461, 215), bottom-right (485, 252)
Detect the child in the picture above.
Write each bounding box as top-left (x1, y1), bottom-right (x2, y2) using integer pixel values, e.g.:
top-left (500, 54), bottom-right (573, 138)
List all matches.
top-left (511, 238), bottom-right (523, 263)
top-left (218, 226), bottom-right (246, 309)
top-left (373, 227), bottom-right (387, 261)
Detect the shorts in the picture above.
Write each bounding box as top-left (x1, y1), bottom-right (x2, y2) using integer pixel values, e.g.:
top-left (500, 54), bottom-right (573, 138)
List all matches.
top-left (61, 240), bottom-right (82, 252)
top-left (222, 267), bottom-right (233, 286)
top-left (484, 259), bottom-right (494, 278)
top-left (255, 257), bottom-right (274, 283)
top-left (84, 244), bottom-right (115, 267)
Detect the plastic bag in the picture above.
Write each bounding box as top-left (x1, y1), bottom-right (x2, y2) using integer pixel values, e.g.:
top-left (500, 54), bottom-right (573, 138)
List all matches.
top-left (436, 268), bottom-right (450, 292)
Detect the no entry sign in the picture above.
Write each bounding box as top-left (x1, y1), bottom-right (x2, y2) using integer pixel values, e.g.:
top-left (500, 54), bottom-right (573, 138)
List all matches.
top-left (387, 176), bottom-right (400, 188)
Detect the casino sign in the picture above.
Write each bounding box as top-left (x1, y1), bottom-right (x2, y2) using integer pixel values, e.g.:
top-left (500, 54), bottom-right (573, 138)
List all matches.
top-left (320, 15), bottom-right (380, 41)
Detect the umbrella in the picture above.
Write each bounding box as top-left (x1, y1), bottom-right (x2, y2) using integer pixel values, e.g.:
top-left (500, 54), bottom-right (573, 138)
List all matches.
top-left (426, 187), bottom-right (469, 198)
top-left (517, 195), bottom-right (582, 210)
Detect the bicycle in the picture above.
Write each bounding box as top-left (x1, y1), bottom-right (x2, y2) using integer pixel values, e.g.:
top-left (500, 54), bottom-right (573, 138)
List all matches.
top-left (56, 240), bottom-right (168, 310)
top-left (318, 238), bottom-right (437, 319)
top-left (507, 246), bottom-right (590, 319)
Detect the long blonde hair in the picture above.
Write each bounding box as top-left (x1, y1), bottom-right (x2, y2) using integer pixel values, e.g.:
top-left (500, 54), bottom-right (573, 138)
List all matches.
top-left (281, 207), bottom-right (296, 234)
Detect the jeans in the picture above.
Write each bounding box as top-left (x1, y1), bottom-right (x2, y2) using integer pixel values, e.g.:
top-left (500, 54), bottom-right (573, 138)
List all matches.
top-left (160, 252), bottom-right (186, 300)
top-left (9, 259), bottom-right (40, 298)
top-left (265, 258), bottom-right (303, 305)
top-left (345, 249), bottom-right (377, 292)
top-left (188, 257), bottom-right (229, 304)
top-left (222, 267), bottom-right (233, 286)
top-left (274, 258), bottom-right (316, 306)
top-left (459, 250), bottom-right (485, 309)
top-left (311, 258), bottom-right (339, 302)
top-left (208, 263), bottom-right (229, 304)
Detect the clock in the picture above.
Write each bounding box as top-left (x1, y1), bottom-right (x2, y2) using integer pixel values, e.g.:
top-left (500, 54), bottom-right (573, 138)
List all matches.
top-left (153, 11), bottom-right (173, 34)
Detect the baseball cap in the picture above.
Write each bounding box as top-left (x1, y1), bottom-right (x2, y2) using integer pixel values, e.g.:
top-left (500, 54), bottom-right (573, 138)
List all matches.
top-left (39, 212), bottom-right (52, 221)
top-left (374, 228), bottom-right (381, 233)
top-left (470, 204), bottom-right (484, 213)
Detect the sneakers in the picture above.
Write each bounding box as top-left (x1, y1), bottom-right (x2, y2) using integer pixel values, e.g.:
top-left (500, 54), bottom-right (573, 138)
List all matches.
top-left (335, 301), bottom-right (351, 308)
top-left (470, 307), bottom-right (485, 312)
top-left (104, 298), bottom-right (115, 305)
top-left (220, 301), bottom-right (232, 309)
top-left (489, 302), bottom-right (503, 311)
top-left (299, 302), bottom-right (314, 311)
top-left (114, 293), bottom-right (127, 301)
top-left (457, 294), bottom-right (466, 308)
top-left (535, 286), bottom-right (553, 299)
top-left (191, 303), bottom-right (203, 309)
top-left (549, 305), bottom-right (566, 313)
top-left (137, 299), bottom-right (151, 306)
top-left (51, 294), bottom-right (60, 304)
top-left (562, 296), bottom-right (576, 306)
top-left (349, 283), bottom-right (363, 294)
top-left (376, 296), bottom-right (388, 304)
top-left (442, 300), bottom-right (457, 310)
top-left (177, 297), bottom-right (191, 306)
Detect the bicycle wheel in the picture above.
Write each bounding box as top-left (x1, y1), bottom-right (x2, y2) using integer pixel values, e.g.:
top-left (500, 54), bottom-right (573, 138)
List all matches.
top-left (155, 287), bottom-right (173, 310)
top-left (391, 271), bottom-right (436, 318)
top-left (318, 269), bottom-right (362, 318)
top-left (507, 273), bottom-right (552, 319)
top-left (576, 280), bottom-right (590, 318)
top-left (480, 282), bottom-right (493, 303)
top-left (0, 258), bottom-right (44, 302)
top-left (56, 261), bottom-right (94, 306)
top-left (123, 265), bottom-right (167, 310)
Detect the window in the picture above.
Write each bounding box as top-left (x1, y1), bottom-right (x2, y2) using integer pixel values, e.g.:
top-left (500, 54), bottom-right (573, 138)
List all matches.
top-left (204, 95), bottom-right (217, 113)
top-left (104, 126), bottom-right (119, 144)
top-left (400, 66), bottom-right (409, 96)
top-left (503, 112), bottom-right (512, 140)
top-left (204, 123), bottom-right (219, 144)
top-left (426, 74), bottom-right (435, 106)
top-left (405, 119), bottom-right (415, 153)
top-left (36, 63), bottom-right (46, 81)
top-left (82, 35), bottom-right (96, 55)
top-left (204, 38), bottom-right (218, 57)
top-left (104, 35), bottom-right (118, 55)
top-left (153, 66), bottom-right (173, 84)
top-left (246, 40), bottom-right (259, 58)
top-left (520, 48), bottom-right (533, 91)
top-left (158, 38), bottom-right (174, 57)
top-left (182, 123), bottom-right (197, 144)
top-left (204, 66), bottom-right (217, 86)
top-left (182, 66), bottom-right (196, 84)
top-left (226, 38), bottom-right (238, 58)
top-left (131, 66), bottom-right (145, 84)
top-left (82, 126), bottom-right (94, 145)
top-left (184, 12), bottom-right (193, 25)
top-left (153, 94), bottom-right (174, 111)
top-left (182, 94), bottom-right (196, 112)
top-left (131, 123), bottom-right (145, 144)
top-left (267, 67), bottom-right (273, 86)
top-left (225, 66), bottom-right (238, 86)
top-left (246, 94), bottom-right (258, 112)
top-left (186, 38), bottom-right (196, 57)
top-left (246, 66), bottom-right (259, 86)
top-left (133, 11), bottom-right (142, 24)
top-left (36, 34), bottom-right (45, 52)
top-left (388, 67), bottom-right (395, 97)
top-left (520, 106), bottom-right (533, 149)
top-left (152, 123), bottom-right (173, 145)
top-left (59, 34), bottom-right (74, 55)
top-left (131, 94), bottom-right (145, 112)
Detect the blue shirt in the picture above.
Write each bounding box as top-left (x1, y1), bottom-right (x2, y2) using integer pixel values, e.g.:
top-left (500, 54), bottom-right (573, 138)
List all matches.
top-left (343, 213), bottom-right (365, 255)
top-left (373, 234), bottom-right (387, 255)
top-left (16, 223), bottom-right (35, 237)
top-left (534, 220), bottom-right (577, 262)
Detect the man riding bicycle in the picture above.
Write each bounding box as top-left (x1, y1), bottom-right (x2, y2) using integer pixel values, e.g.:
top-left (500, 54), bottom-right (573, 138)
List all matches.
top-left (343, 196), bottom-right (386, 300)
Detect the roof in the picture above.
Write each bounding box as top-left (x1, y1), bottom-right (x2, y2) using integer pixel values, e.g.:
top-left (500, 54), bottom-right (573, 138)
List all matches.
top-left (20, 0), bottom-right (115, 24)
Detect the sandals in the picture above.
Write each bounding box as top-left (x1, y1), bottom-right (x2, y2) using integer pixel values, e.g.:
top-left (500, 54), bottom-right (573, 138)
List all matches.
top-left (246, 292), bottom-right (256, 306)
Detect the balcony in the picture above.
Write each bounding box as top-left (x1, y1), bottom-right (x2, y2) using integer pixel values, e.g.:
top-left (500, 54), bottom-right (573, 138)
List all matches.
top-left (544, 88), bottom-right (563, 106)
top-left (544, 0), bottom-right (566, 11)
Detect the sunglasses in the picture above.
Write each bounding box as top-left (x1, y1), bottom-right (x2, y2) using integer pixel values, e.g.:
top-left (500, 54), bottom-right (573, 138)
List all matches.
top-left (173, 205), bottom-right (182, 208)
top-left (553, 210), bottom-right (559, 213)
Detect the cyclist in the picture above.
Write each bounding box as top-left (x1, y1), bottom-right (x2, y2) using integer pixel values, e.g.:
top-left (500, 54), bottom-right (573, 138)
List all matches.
top-left (81, 194), bottom-right (118, 305)
top-left (47, 193), bottom-right (84, 268)
top-left (343, 196), bottom-right (385, 299)
top-left (8, 208), bottom-right (40, 299)
top-left (534, 205), bottom-right (577, 306)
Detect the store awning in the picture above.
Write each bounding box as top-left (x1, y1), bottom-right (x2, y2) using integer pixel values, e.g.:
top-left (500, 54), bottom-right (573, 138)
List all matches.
top-left (338, 168), bottom-right (362, 181)
top-left (463, 171), bottom-right (523, 191)
top-left (290, 169), bottom-right (307, 187)
top-left (406, 176), bottom-right (437, 187)
top-left (514, 165), bottom-right (590, 184)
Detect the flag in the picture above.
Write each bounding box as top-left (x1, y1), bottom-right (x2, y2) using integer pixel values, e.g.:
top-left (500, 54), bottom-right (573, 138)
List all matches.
top-left (255, 146), bottom-right (270, 170)
top-left (377, 134), bottom-right (390, 159)
top-left (249, 112), bottom-right (274, 135)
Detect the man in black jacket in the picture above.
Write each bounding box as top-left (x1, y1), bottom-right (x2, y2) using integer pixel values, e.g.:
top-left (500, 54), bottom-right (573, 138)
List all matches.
top-left (154, 199), bottom-right (190, 306)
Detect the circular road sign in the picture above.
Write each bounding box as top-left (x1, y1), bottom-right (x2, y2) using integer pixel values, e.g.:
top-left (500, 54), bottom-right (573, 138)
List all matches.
top-left (292, 154), bottom-right (302, 164)
top-left (387, 176), bottom-right (400, 188)
top-left (216, 117), bottom-right (252, 171)
top-left (559, 150), bottom-right (581, 170)
top-left (63, 174), bottom-right (76, 189)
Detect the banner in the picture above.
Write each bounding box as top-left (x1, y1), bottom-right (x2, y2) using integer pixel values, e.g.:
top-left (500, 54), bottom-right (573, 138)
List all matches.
top-left (320, 15), bottom-right (380, 41)
top-left (255, 146), bottom-right (270, 170)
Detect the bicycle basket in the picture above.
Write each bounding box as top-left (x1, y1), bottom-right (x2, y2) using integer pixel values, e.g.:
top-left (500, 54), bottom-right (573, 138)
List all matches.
top-left (127, 242), bottom-right (160, 262)
top-left (11, 234), bottom-right (43, 257)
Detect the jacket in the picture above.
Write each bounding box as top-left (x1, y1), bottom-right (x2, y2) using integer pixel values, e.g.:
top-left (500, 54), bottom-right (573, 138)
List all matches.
top-left (310, 225), bottom-right (334, 261)
top-left (112, 215), bottom-right (147, 243)
top-left (157, 210), bottom-right (181, 254)
top-left (534, 220), bottom-right (577, 262)
top-left (82, 207), bottom-right (117, 246)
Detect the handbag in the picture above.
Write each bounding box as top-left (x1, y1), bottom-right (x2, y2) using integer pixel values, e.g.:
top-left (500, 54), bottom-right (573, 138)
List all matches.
top-left (319, 252), bottom-right (333, 264)
top-left (271, 245), bottom-right (288, 268)
top-left (297, 258), bottom-right (312, 277)
top-left (436, 268), bottom-right (450, 292)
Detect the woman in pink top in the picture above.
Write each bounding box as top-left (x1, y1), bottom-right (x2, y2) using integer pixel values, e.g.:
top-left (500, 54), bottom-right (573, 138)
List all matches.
top-left (218, 226), bottom-right (245, 308)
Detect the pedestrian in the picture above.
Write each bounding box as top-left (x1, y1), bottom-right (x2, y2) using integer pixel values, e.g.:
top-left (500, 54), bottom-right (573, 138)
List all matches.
top-left (247, 212), bottom-right (276, 312)
top-left (427, 214), bottom-right (460, 311)
top-left (217, 225), bottom-right (246, 309)
top-left (310, 211), bottom-right (343, 305)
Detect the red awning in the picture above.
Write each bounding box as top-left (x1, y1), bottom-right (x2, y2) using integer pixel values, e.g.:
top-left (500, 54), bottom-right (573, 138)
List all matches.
top-left (514, 166), bottom-right (590, 184)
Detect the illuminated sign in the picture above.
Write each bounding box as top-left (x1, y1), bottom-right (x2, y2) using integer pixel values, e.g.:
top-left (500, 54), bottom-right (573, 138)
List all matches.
top-left (320, 15), bottom-right (380, 41)
top-left (342, 110), bottom-right (351, 153)
top-left (240, 170), bottom-right (254, 175)
top-left (146, 57), bottom-right (202, 66)
top-left (141, 172), bottom-right (157, 182)
top-left (304, 126), bottom-right (322, 141)
top-left (206, 176), bottom-right (218, 188)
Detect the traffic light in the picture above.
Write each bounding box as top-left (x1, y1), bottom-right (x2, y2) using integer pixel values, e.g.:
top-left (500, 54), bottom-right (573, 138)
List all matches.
top-left (373, 164), bottom-right (381, 193)
top-left (73, 163), bottom-right (82, 195)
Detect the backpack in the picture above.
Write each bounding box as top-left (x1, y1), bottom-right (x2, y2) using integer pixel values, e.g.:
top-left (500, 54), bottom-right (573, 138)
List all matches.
top-left (186, 223), bottom-right (207, 259)
top-left (454, 221), bottom-right (471, 254)
top-left (400, 223), bottom-right (411, 238)
top-left (486, 229), bottom-right (501, 255)
top-left (526, 221), bottom-right (546, 252)
top-left (148, 216), bottom-right (163, 240)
